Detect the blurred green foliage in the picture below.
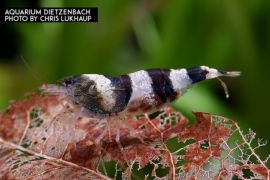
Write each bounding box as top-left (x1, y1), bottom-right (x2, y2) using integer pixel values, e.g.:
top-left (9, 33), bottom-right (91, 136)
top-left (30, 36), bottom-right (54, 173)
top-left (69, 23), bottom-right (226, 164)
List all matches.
top-left (1, 0), bottom-right (270, 158)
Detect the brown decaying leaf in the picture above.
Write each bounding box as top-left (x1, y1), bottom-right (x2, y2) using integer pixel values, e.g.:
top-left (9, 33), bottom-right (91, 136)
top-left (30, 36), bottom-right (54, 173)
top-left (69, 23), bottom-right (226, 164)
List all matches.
top-left (0, 87), bottom-right (269, 179)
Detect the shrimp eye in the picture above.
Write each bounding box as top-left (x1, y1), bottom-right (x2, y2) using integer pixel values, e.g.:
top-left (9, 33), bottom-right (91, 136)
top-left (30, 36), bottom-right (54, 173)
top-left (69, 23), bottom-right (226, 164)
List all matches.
top-left (60, 78), bottom-right (73, 87)
top-left (64, 79), bottom-right (72, 85)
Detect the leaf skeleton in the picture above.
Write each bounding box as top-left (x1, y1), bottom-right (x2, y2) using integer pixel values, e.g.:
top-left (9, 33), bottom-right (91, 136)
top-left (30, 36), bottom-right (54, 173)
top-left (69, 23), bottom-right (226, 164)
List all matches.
top-left (44, 66), bottom-right (240, 118)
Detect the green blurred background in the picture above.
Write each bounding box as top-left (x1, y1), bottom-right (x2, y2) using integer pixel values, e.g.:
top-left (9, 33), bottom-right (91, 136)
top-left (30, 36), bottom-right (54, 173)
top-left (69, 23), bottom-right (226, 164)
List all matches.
top-left (1, 0), bottom-right (270, 159)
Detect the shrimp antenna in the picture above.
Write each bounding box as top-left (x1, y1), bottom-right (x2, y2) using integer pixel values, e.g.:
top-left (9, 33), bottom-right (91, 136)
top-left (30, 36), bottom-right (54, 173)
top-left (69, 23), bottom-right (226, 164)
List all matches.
top-left (19, 55), bottom-right (43, 83)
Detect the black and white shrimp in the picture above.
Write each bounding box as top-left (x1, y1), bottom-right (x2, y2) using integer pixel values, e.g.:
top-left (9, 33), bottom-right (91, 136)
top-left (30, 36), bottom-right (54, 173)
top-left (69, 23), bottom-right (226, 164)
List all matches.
top-left (46, 66), bottom-right (240, 118)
